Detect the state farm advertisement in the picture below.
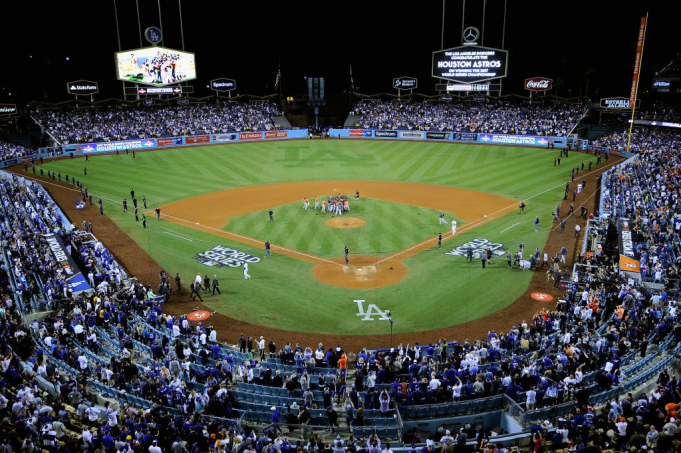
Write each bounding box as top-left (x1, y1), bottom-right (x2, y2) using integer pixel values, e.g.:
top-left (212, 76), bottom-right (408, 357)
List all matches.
top-left (349, 130), bottom-right (364, 137)
top-left (185, 135), bottom-right (210, 144)
top-left (264, 131), bottom-right (288, 139)
top-left (239, 132), bottom-right (263, 140)
top-left (524, 77), bottom-right (552, 91)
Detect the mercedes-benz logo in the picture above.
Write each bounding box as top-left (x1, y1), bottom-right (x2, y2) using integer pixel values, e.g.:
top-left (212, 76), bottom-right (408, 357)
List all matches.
top-left (463, 26), bottom-right (480, 43)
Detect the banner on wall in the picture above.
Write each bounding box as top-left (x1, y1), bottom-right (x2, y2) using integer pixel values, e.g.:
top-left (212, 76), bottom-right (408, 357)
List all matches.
top-left (452, 132), bottom-right (478, 141)
top-left (374, 130), bottom-right (398, 138)
top-left (617, 217), bottom-right (641, 281)
top-left (157, 137), bottom-right (183, 147)
top-left (265, 131), bottom-right (288, 139)
top-left (43, 233), bottom-right (91, 293)
top-left (400, 131), bottom-right (424, 139)
top-left (239, 132), bottom-right (262, 140)
top-left (426, 132), bottom-right (450, 140)
top-left (349, 130), bottom-right (363, 137)
top-left (213, 133), bottom-right (238, 142)
top-left (479, 134), bottom-right (550, 147)
top-left (185, 135), bottom-right (210, 144)
top-left (82, 139), bottom-right (155, 152)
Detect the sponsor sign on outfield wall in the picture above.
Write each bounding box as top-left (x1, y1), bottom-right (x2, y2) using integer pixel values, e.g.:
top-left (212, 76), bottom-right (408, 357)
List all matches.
top-left (157, 137), bottom-right (183, 146)
top-left (400, 131), bottom-right (424, 139)
top-left (213, 133), bottom-right (238, 142)
top-left (426, 132), bottom-right (450, 140)
top-left (349, 130), bottom-right (363, 137)
top-left (452, 132), bottom-right (478, 141)
top-left (374, 130), bottom-right (398, 138)
top-left (185, 135), bottom-right (210, 144)
top-left (479, 134), bottom-right (550, 147)
top-left (239, 132), bottom-right (263, 140)
top-left (83, 139), bottom-right (156, 152)
top-left (265, 131), bottom-right (288, 139)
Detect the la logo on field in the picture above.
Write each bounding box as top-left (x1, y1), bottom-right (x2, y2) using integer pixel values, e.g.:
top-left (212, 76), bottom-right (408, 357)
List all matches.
top-left (354, 300), bottom-right (390, 321)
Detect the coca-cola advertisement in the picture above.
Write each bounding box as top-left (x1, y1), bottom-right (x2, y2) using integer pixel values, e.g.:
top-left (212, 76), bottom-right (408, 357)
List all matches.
top-left (524, 77), bottom-right (553, 92)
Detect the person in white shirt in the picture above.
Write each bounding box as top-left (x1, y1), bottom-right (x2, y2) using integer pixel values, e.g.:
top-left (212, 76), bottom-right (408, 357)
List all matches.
top-left (439, 430), bottom-right (454, 445)
top-left (258, 336), bottom-right (266, 360)
top-left (526, 387), bottom-right (537, 411)
top-left (451, 377), bottom-right (462, 401)
top-left (149, 439), bottom-right (162, 453)
top-left (78, 354), bottom-right (89, 372)
top-left (86, 405), bottom-right (101, 426)
top-left (105, 402), bottom-right (118, 427)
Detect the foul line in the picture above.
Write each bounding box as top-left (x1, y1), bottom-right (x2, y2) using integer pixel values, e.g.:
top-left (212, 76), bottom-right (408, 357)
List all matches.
top-left (162, 231), bottom-right (193, 242)
top-left (500, 223), bottom-right (521, 233)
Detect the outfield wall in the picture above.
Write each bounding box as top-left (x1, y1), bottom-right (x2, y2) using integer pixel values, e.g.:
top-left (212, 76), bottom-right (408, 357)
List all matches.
top-left (330, 128), bottom-right (567, 148)
top-left (57, 129), bottom-right (309, 155)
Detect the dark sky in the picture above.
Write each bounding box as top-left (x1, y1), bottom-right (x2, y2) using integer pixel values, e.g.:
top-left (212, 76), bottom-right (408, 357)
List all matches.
top-left (0, 1), bottom-right (676, 104)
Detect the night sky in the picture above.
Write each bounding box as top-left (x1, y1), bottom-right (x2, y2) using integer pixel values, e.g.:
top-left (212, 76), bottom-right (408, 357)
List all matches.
top-left (0, 1), bottom-right (677, 104)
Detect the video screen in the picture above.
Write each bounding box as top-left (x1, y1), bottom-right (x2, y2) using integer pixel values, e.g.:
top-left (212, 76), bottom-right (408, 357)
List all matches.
top-left (115, 47), bottom-right (196, 86)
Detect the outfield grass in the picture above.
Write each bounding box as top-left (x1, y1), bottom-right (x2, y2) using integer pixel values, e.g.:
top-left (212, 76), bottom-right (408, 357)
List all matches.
top-left (36, 140), bottom-right (584, 334)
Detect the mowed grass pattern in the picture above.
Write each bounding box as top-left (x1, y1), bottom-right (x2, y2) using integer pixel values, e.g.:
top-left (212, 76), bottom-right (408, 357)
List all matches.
top-left (35, 140), bottom-right (589, 334)
top-left (224, 198), bottom-right (461, 257)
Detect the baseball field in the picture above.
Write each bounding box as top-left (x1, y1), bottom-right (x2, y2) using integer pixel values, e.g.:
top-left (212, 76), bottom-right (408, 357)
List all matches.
top-left (25, 139), bottom-right (605, 344)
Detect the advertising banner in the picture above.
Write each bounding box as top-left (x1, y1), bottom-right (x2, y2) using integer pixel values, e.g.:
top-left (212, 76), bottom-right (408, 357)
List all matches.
top-left (67, 80), bottom-right (99, 95)
top-left (43, 233), bottom-right (91, 293)
top-left (157, 137), bottom-right (183, 147)
top-left (363, 131), bottom-right (373, 137)
top-left (524, 77), bottom-right (553, 92)
top-left (426, 132), bottom-right (450, 140)
top-left (82, 139), bottom-right (156, 153)
top-left (479, 134), bottom-right (550, 147)
top-left (600, 98), bottom-right (640, 109)
top-left (452, 132), bottom-right (478, 142)
top-left (432, 46), bottom-right (509, 84)
top-left (115, 46), bottom-right (196, 86)
top-left (210, 78), bottom-right (236, 92)
top-left (239, 132), bottom-right (263, 140)
top-left (630, 18), bottom-right (646, 105)
top-left (0, 103), bottom-right (17, 116)
top-left (400, 131), bottom-right (424, 139)
top-left (617, 218), bottom-right (641, 280)
top-left (185, 135), bottom-right (210, 144)
top-left (374, 130), bottom-right (398, 138)
top-left (213, 133), bottom-right (238, 142)
top-left (349, 130), bottom-right (364, 137)
top-left (393, 77), bottom-right (418, 89)
top-left (264, 131), bottom-right (288, 139)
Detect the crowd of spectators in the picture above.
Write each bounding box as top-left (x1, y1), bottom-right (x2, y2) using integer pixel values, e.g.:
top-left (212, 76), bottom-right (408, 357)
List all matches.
top-left (591, 127), bottom-right (681, 153)
top-left (636, 99), bottom-right (681, 123)
top-left (33, 102), bottom-right (282, 145)
top-left (3, 114), bottom-right (681, 452)
top-left (0, 140), bottom-right (34, 162)
top-left (352, 101), bottom-right (586, 136)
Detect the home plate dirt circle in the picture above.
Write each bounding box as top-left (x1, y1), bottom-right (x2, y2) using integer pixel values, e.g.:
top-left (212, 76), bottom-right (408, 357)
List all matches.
top-left (324, 217), bottom-right (366, 229)
top-left (313, 255), bottom-right (408, 289)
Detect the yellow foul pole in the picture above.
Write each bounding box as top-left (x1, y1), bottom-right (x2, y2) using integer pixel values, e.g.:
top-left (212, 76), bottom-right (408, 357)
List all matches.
top-left (626, 13), bottom-right (648, 154)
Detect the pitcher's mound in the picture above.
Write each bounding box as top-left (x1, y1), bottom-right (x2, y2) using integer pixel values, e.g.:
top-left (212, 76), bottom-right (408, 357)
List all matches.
top-left (325, 217), bottom-right (366, 229)
top-left (313, 255), bottom-right (407, 289)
